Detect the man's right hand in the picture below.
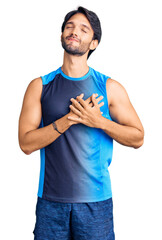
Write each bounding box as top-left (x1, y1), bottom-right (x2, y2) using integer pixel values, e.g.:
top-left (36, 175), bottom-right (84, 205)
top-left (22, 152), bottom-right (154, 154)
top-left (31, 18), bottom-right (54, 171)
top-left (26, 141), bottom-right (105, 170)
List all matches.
top-left (18, 77), bottom-right (103, 154)
top-left (68, 93), bottom-right (103, 126)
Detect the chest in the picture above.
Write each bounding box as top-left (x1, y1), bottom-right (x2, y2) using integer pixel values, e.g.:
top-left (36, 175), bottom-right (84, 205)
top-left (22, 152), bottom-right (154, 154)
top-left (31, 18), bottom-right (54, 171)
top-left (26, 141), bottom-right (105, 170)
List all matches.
top-left (41, 77), bottom-right (109, 126)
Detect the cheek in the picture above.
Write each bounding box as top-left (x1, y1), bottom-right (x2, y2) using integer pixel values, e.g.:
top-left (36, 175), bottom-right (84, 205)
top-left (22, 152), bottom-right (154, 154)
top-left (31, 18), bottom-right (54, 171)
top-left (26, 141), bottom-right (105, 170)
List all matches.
top-left (82, 38), bottom-right (93, 46)
top-left (62, 30), bottom-right (68, 38)
top-left (83, 33), bottom-right (93, 42)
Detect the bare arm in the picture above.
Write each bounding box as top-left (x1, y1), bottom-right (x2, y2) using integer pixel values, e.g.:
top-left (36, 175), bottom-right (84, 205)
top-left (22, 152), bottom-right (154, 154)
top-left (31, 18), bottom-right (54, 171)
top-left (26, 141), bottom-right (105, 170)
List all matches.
top-left (18, 77), bottom-right (72, 155)
top-left (100, 78), bottom-right (144, 148)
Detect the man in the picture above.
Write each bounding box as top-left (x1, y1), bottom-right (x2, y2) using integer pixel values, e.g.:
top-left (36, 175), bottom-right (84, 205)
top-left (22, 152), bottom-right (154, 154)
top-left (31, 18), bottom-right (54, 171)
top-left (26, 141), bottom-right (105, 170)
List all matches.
top-left (18, 6), bottom-right (144, 240)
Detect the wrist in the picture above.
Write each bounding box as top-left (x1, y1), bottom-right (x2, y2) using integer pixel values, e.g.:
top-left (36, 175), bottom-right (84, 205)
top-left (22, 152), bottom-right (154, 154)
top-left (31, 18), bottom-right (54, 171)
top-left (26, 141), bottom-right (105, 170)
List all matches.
top-left (52, 114), bottom-right (71, 135)
top-left (52, 121), bottom-right (62, 134)
top-left (97, 115), bottom-right (106, 130)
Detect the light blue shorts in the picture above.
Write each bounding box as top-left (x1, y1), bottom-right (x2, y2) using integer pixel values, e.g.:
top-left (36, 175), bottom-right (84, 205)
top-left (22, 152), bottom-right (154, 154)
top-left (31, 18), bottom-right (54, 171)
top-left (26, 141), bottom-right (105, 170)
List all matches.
top-left (33, 196), bottom-right (115, 240)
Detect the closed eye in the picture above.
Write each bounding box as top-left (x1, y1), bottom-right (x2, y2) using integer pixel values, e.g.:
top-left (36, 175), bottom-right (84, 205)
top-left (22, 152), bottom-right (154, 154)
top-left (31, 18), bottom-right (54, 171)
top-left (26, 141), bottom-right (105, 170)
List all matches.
top-left (66, 26), bottom-right (87, 33)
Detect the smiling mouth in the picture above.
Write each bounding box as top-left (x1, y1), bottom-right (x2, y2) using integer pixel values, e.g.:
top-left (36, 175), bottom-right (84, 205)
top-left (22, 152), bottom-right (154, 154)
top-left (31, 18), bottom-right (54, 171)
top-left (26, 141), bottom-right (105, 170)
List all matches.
top-left (67, 37), bottom-right (79, 42)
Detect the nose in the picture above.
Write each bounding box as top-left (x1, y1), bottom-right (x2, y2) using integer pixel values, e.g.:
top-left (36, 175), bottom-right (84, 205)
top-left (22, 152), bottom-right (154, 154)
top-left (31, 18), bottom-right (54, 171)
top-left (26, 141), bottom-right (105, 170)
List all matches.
top-left (68, 29), bottom-right (80, 42)
top-left (69, 26), bottom-right (79, 37)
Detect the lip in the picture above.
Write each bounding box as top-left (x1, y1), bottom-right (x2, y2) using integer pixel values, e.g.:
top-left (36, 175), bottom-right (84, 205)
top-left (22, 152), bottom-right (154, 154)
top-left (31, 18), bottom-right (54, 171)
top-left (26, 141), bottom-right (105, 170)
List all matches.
top-left (67, 37), bottom-right (79, 42)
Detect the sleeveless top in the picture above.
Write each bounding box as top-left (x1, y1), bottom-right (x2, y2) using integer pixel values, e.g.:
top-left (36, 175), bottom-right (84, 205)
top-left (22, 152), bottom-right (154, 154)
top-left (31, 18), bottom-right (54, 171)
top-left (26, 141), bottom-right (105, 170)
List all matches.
top-left (37, 66), bottom-right (113, 203)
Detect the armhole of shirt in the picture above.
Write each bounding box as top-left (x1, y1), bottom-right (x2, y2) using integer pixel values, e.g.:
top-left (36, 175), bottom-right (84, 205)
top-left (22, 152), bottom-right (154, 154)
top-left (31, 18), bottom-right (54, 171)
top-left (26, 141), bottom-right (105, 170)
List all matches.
top-left (40, 76), bottom-right (44, 103)
top-left (104, 76), bottom-right (113, 120)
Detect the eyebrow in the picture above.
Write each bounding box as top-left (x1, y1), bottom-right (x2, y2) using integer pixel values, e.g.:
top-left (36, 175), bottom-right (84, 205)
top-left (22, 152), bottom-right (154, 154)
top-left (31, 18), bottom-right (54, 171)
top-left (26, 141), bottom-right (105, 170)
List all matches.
top-left (65, 21), bottom-right (91, 31)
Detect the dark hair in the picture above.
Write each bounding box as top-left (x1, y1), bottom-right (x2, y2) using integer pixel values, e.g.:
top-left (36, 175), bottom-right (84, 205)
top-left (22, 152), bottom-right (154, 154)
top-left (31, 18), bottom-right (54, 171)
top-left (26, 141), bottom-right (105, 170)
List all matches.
top-left (61, 6), bottom-right (102, 59)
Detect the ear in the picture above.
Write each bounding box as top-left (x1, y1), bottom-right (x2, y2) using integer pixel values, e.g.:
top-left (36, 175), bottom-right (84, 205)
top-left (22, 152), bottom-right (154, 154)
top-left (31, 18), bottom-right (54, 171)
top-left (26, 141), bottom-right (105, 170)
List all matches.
top-left (89, 39), bottom-right (98, 50)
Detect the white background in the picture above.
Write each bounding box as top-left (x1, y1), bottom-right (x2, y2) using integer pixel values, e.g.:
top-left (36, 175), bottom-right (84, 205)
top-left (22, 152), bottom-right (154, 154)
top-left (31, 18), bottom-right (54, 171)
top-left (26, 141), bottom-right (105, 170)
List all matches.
top-left (1, 0), bottom-right (162, 239)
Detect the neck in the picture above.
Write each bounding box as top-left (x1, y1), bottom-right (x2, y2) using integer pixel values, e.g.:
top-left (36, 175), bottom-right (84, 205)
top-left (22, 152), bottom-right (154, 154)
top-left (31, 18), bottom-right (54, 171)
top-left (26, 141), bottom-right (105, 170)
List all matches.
top-left (61, 51), bottom-right (89, 78)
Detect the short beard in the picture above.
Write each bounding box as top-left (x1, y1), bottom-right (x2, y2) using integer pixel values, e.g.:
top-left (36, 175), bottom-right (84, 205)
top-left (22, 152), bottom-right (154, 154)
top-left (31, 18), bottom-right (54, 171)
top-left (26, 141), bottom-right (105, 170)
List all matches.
top-left (61, 36), bottom-right (91, 57)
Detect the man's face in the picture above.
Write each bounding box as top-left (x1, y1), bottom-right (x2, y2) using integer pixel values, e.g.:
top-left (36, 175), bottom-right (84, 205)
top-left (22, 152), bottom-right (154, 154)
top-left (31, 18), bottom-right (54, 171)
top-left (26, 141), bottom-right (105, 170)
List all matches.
top-left (61, 13), bottom-right (97, 57)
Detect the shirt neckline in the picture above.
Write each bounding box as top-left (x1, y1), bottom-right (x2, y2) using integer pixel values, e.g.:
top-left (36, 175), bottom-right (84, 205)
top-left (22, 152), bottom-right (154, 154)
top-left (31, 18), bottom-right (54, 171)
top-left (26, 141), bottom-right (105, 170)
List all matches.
top-left (59, 66), bottom-right (91, 81)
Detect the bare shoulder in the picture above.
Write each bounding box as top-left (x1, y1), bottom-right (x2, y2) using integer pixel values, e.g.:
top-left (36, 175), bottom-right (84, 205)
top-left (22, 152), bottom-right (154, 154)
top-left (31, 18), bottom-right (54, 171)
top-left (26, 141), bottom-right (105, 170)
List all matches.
top-left (106, 78), bottom-right (129, 106)
top-left (27, 77), bottom-right (42, 92)
top-left (106, 78), bottom-right (127, 95)
top-left (24, 77), bottom-right (43, 101)
top-left (19, 77), bottom-right (43, 117)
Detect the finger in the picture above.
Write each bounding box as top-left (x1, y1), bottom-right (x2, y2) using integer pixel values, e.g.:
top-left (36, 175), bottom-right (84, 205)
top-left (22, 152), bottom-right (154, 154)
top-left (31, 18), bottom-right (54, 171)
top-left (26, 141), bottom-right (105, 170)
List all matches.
top-left (76, 95), bottom-right (87, 109)
top-left (67, 115), bottom-right (82, 122)
top-left (71, 94), bottom-right (91, 110)
top-left (79, 93), bottom-right (84, 99)
top-left (96, 95), bottom-right (104, 103)
top-left (90, 93), bottom-right (98, 102)
top-left (87, 94), bottom-right (98, 107)
top-left (98, 101), bottom-right (104, 107)
top-left (73, 93), bottom-right (84, 108)
top-left (70, 93), bottom-right (84, 109)
top-left (91, 94), bottom-right (98, 107)
top-left (76, 93), bottom-right (98, 106)
top-left (70, 98), bottom-right (85, 113)
top-left (85, 93), bottom-right (97, 107)
top-left (89, 102), bottom-right (93, 107)
top-left (82, 93), bottom-right (98, 105)
top-left (71, 93), bottom-right (84, 108)
top-left (69, 104), bottom-right (82, 117)
top-left (75, 93), bottom-right (84, 102)
top-left (85, 96), bottom-right (92, 104)
top-left (84, 93), bottom-right (98, 103)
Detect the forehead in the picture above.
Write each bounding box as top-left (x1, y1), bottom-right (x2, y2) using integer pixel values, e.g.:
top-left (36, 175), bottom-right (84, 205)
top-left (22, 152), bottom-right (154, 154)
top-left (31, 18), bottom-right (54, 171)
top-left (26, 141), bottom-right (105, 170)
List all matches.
top-left (66, 13), bottom-right (92, 31)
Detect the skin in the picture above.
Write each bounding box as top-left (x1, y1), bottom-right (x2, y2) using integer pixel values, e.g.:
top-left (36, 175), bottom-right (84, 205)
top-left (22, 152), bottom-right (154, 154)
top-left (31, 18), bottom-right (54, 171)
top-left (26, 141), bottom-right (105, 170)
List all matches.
top-left (18, 13), bottom-right (144, 155)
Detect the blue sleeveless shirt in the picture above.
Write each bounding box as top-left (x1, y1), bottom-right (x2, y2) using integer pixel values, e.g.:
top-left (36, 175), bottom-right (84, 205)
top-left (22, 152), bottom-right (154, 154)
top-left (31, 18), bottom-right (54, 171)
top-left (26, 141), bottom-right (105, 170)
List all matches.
top-left (37, 66), bottom-right (113, 203)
